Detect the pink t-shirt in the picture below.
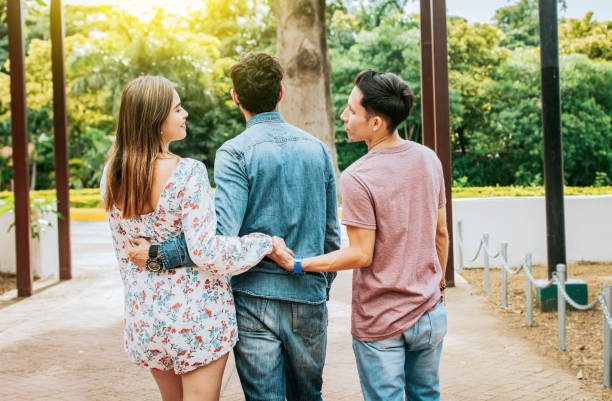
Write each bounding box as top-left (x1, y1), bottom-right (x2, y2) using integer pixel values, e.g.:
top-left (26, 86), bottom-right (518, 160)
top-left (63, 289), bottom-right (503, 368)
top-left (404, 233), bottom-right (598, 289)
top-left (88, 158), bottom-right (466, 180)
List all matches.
top-left (341, 141), bottom-right (446, 342)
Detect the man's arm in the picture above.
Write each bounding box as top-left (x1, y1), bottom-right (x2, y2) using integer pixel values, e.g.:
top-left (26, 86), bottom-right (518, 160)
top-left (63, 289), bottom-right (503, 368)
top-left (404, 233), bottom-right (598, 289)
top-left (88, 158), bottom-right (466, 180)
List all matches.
top-left (323, 155), bottom-right (341, 297)
top-left (213, 148), bottom-right (249, 237)
top-left (126, 229), bottom-right (195, 270)
top-left (324, 158), bottom-right (341, 254)
top-left (436, 206), bottom-right (449, 285)
top-left (277, 225), bottom-right (375, 273)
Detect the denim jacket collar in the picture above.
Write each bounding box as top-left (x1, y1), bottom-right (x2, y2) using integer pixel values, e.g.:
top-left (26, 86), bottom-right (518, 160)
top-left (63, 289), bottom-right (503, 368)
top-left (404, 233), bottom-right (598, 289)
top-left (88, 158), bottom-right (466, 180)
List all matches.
top-left (246, 112), bottom-right (285, 129)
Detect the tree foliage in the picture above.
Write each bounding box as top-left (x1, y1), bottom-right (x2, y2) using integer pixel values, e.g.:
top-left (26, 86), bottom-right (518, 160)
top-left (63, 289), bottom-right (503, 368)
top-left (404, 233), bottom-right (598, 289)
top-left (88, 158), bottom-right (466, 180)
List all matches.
top-left (0, 0), bottom-right (610, 189)
top-left (327, 0), bottom-right (612, 186)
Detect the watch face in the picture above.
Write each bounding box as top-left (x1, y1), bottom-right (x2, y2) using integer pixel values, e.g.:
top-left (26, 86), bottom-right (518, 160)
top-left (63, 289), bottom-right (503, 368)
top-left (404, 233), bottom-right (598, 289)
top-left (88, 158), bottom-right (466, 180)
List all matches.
top-left (146, 259), bottom-right (162, 273)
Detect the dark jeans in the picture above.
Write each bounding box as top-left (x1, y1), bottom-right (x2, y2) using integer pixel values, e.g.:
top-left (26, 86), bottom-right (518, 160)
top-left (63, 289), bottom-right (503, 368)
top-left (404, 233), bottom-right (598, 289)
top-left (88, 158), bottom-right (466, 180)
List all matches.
top-left (233, 293), bottom-right (327, 401)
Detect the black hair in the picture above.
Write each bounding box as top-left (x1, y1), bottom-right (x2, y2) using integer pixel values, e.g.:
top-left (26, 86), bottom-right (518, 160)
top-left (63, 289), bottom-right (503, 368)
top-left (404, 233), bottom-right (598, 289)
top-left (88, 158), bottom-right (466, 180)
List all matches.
top-left (354, 69), bottom-right (415, 132)
top-left (230, 52), bottom-right (284, 114)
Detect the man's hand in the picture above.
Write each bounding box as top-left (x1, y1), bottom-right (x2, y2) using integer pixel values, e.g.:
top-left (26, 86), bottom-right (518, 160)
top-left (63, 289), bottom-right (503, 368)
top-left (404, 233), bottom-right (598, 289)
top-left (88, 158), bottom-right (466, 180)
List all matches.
top-left (268, 236), bottom-right (295, 271)
top-left (440, 280), bottom-right (448, 305)
top-left (126, 237), bottom-right (151, 267)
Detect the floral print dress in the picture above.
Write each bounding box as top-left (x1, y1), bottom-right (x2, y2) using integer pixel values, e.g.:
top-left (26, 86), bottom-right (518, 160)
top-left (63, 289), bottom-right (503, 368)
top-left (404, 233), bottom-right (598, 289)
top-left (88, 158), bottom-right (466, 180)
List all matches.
top-left (101, 158), bottom-right (272, 374)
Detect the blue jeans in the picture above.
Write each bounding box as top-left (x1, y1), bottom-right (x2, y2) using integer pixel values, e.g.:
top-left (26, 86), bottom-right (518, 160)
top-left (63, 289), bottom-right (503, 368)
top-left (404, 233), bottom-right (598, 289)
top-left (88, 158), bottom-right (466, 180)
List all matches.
top-left (233, 293), bottom-right (327, 401)
top-left (352, 300), bottom-right (447, 401)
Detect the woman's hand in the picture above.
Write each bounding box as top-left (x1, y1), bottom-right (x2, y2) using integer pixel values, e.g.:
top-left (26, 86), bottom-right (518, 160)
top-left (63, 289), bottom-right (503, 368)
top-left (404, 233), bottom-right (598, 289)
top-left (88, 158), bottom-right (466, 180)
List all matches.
top-left (268, 236), bottom-right (295, 271)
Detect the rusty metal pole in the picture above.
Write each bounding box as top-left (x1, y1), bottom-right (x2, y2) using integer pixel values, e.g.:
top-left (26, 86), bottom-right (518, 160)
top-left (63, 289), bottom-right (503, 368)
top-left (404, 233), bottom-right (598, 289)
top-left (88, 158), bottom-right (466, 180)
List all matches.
top-left (7, 0), bottom-right (32, 297)
top-left (51, 0), bottom-right (72, 280)
top-left (431, 0), bottom-right (454, 287)
top-left (419, 0), bottom-right (436, 150)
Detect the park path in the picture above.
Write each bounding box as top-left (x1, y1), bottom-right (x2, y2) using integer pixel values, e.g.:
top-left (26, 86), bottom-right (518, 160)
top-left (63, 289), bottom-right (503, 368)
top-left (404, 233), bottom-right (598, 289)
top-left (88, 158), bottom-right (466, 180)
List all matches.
top-left (0, 222), bottom-right (606, 400)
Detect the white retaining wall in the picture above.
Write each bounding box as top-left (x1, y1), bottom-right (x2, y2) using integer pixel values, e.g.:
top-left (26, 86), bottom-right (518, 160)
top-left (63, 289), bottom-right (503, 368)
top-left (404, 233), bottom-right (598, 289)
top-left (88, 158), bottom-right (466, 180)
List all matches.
top-left (453, 195), bottom-right (612, 267)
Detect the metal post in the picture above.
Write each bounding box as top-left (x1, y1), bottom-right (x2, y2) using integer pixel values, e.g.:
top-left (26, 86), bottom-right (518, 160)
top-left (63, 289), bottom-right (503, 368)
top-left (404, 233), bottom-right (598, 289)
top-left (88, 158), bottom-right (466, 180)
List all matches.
top-left (538, 0), bottom-right (567, 279)
top-left (483, 233), bottom-right (490, 294)
top-left (604, 285), bottom-right (611, 387)
top-left (526, 253), bottom-right (533, 327)
top-left (51, 0), bottom-right (72, 280)
top-left (501, 242), bottom-right (508, 308)
top-left (431, 0), bottom-right (454, 288)
top-left (7, 0), bottom-right (32, 297)
top-left (419, 0), bottom-right (435, 150)
top-left (557, 263), bottom-right (566, 351)
top-left (457, 220), bottom-right (464, 270)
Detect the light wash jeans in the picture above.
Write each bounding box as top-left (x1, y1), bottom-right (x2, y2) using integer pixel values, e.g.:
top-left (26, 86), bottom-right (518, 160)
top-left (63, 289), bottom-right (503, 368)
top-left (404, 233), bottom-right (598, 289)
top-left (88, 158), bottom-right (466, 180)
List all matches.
top-left (352, 299), bottom-right (447, 401)
top-left (233, 293), bottom-right (327, 401)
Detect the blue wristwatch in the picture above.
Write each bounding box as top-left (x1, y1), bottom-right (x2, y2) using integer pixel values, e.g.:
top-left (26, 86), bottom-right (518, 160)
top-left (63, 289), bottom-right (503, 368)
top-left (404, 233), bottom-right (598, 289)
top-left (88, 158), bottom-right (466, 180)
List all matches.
top-left (293, 256), bottom-right (303, 275)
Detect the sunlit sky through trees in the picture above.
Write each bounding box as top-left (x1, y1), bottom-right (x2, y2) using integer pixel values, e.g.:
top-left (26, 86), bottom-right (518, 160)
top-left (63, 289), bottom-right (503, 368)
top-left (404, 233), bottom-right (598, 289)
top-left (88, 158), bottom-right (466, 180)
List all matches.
top-left (441, 0), bottom-right (611, 22)
top-left (65, 0), bottom-right (612, 22)
top-left (63, 0), bottom-right (205, 17)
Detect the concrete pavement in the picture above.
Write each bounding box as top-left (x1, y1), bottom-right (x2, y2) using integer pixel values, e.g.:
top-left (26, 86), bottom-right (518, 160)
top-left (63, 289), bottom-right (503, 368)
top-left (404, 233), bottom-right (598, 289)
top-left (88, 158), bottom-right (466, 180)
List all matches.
top-left (0, 222), bottom-right (607, 400)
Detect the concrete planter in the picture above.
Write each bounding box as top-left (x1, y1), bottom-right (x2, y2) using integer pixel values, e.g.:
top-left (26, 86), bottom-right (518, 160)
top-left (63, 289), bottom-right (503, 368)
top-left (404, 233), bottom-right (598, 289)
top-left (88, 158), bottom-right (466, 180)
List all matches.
top-left (0, 210), bottom-right (59, 278)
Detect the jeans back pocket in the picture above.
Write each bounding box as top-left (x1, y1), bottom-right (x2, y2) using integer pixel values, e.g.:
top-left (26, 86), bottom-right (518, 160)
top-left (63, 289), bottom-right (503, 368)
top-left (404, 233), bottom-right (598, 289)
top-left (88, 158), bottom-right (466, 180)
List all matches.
top-left (291, 302), bottom-right (327, 338)
top-left (235, 294), bottom-right (268, 332)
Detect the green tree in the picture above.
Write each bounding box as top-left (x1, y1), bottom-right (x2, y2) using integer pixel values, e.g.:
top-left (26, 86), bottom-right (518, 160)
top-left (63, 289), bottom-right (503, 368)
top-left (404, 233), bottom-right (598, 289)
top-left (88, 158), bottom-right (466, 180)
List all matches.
top-left (494, 0), bottom-right (541, 49)
top-left (560, 12), bottom-right (612, 60)
top-left (328, 10), bottom-right (421, 169)
top-left (447, 17), bottom-right (508, 156)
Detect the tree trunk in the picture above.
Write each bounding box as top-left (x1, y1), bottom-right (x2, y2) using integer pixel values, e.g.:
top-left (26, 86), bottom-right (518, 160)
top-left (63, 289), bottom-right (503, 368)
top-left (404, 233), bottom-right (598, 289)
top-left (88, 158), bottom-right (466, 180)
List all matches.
top-left (274, 0), bottom-right (339, 178)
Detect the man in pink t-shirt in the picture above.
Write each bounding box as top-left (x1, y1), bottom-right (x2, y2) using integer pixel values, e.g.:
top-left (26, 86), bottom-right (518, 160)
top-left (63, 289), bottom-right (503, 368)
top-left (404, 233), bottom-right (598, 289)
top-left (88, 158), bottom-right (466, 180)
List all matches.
top-left (278, 69), bottom-right (449, 401)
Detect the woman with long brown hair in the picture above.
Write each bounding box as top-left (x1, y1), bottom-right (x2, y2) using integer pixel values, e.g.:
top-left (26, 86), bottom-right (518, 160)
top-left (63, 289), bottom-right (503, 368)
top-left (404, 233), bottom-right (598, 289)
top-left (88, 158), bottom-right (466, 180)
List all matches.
top-left (101, 76), bottom-right (290, 401)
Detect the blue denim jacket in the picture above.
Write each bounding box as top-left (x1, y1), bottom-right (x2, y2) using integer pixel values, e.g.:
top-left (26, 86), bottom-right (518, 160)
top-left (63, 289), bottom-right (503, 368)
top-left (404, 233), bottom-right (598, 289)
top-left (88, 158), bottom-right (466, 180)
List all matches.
top-left (159, 112), bottom-right (340, 304)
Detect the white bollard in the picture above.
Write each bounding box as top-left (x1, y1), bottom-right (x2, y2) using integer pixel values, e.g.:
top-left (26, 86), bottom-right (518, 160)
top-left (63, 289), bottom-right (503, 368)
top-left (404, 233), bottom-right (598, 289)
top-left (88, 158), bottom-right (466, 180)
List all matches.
top-left (457, 220), bottom-right (464, 270)
top-left (501, 242), bottom-right (508, 308)
top-left (483, 233), bottom-right (490, 294)
top-left (604, 285), bottom-right (612, 387)
top-left (525, 254), bottom-right (533, 327)
top-left (557, 264), bottom-right (566, 352)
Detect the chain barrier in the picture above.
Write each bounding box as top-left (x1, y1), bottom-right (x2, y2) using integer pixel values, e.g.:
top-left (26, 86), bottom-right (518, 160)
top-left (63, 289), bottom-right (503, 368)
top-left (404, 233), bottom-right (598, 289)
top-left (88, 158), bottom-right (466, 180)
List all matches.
top-left (482, 241), bottom-right (500, 259)
top-left (457, 224), bottom-right (608, 321)
top-left (467, 238), bottom-right (484, 263)
top-left (457, 220), bottom-right (612, 386)
top-left (501, 257), bottom-right (523, 275)
top-left (524, 262), bottom-right (554, 288)
top-left (463, 235), bottom-right (501, 264)
top-left (555, 274), bottom-right (603, 311)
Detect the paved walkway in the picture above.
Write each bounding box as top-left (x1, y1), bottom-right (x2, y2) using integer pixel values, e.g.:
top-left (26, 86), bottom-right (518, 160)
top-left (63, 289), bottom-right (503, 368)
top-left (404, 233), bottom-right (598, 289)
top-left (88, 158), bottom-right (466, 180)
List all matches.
top-left (0, 222), bottom-right (607, 400)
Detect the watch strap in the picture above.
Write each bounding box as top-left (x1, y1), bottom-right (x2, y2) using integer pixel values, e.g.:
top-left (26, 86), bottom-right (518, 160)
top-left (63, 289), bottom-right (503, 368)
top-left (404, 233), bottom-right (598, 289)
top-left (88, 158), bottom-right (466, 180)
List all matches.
top-left (149, 244), bottom-right (159, 259)
top-left (293, 256), bottom-right (303, 275)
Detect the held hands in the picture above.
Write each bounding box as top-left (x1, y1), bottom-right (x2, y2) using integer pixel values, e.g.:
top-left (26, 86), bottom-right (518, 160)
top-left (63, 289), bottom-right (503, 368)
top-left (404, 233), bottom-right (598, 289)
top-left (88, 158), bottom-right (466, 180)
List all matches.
top-left (268, 236), bottom-right (295, 272)
top-left (126, 235), bottom-right (297, 272)
top-left (126, 237), bottom-right (151, 267)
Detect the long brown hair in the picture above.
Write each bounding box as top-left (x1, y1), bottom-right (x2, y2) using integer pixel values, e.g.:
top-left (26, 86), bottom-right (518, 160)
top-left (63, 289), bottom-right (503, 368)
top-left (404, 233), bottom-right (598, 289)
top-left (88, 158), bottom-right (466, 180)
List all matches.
top-left (104, 76), bottom-right (174, 218)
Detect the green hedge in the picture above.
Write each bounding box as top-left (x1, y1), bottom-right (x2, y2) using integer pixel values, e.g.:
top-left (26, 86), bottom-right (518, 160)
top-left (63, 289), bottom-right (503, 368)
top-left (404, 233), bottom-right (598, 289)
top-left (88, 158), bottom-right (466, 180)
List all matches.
top-left (452, 186), bottom-right (612, 198)
top-left (1, 186), bottom-right (611, 208)
top-left (0, 189), bottom-right (102, 208)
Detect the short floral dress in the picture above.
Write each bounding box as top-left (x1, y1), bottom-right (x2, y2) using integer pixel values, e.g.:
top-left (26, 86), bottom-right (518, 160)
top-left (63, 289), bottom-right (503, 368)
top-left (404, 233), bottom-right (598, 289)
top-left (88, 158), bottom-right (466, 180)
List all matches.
top-left (101, 158), bottom-right (272, 374)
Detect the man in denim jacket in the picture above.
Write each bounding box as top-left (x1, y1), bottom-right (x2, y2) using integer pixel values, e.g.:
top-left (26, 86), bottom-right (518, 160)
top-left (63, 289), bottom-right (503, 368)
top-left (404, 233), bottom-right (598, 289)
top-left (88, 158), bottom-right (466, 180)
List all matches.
top-left (128, 52), bottom-right (340, 400)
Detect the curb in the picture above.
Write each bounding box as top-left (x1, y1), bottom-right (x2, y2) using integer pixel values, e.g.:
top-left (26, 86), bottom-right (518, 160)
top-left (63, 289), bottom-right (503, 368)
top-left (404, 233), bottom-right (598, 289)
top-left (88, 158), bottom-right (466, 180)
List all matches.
top-left (69, 207), bottom-right (343, 222)
top-left (70, 208), bottom-right (106, 221)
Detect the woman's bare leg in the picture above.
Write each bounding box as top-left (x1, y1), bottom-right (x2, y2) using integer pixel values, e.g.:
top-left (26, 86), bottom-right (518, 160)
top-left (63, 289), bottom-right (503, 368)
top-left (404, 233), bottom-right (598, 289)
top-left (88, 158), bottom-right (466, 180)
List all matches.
top-left (181, 353), bottom-right (229, 401)
top-left (151, 369), bottom-right (183, 401)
